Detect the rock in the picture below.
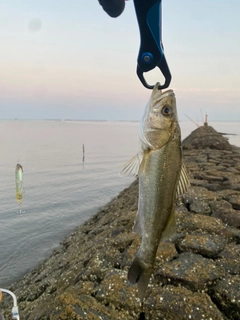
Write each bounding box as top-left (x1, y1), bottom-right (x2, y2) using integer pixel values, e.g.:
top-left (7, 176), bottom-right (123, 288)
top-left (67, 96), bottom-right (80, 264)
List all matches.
top-left (155, 242), bottom-right (178, 265)
top-left (209, 199), bottom-right (233, 213)
top-left (176, 211), bottom-right (230, 238)
top-left (144, 285), bottom-right (225, 320)
top-left (216, 189), bottom-right (240, 200)
top-left (189, 178), bottom-right (209, 187)
top-left (231, 184), bottom-right (240, 191)
top-left (212, 207), bottom-right (240, 228)
top-left (201, 174), bottom-right (225, 183)
top-left (211, 275), bottom-right (240, 320)
top-left (182, 186), bottom-right (216, 215)
top-left (95, 269), bottom-right (138, 310)
top-left (201, 183), bottom-right (226, 192)
top-left (223, 175), bottom-right (240, 190)
top-left (227, 194), bottom-right (240, 210)
top-left (228, 227), bottom-right (240, 244)
top-left (155, 252), bottom-right (225, 292)
top-left (216, 243), bottom-right (240, 275)
top-left (182, 126), bottom-right (232, 151)
top-left (189, 201), bottom-right (212, 215)
top-left (177, 233), bottom-right (227, 258)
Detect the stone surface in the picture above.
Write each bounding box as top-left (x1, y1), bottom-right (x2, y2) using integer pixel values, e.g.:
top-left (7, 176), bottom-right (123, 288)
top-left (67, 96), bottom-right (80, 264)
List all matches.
top-left (155, 252), bottom-right (225, 292)
top-left (144, 285), bottom-right (225, 320)
top-left (176, 211), bottom-right (230, 238)
top-left (177, 233), bottom-right (227, 258)
top-left (182, 125), bottom-right (232, 151)
top-left (216, 243), bottom-right (240, 275)
top-left (212, 207), bottom-right (240, 228)
top-left (211, 275), bottom-right (240, 320)
top-left (227, 194), bottom-right (240, 210)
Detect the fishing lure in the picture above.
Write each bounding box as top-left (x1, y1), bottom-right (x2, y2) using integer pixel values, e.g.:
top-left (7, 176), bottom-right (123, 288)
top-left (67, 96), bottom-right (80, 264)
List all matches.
top-left (15, 164), bottom-right (24, 209)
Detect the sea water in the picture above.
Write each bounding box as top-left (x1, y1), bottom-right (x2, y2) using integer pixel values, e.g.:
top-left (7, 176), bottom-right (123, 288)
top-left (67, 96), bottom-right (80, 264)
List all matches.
top-left (0, 120), bottom-right (239, 286)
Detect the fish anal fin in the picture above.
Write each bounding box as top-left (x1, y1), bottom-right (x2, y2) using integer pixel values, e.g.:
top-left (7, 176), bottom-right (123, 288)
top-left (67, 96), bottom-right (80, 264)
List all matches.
top-left (133, 210), bottom-right (142, 235)
top-left (176, 162), bottom-right (190, 197)
top-left (160, 210), bottom-right (176, 242)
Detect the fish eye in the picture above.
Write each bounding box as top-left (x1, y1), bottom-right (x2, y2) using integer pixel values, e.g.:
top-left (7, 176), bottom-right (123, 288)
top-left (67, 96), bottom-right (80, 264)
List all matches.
top-left (161, 105), bottom-right (173, 116)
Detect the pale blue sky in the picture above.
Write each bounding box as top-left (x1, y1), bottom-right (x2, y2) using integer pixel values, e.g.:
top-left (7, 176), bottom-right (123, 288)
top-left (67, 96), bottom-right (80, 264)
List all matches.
top-left (0, 0), bottom-right (239, 121)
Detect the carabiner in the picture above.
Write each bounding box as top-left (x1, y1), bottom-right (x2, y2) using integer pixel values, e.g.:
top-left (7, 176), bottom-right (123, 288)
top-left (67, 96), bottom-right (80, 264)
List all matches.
top-left (133, 0), bottom-right (171, 89)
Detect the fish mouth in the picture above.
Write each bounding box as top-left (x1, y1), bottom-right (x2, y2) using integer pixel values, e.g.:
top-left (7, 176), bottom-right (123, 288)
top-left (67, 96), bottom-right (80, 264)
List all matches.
top-left (158, 89), bottom-right (175, 102)
top-left (152, 83), bottom-right (175, 102)
top-left (154, 82), bottom-right (174, 94)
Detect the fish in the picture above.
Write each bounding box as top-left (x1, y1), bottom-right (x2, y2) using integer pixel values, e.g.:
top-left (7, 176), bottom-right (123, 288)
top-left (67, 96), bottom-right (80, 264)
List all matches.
top-left (15, 164), bottom-right (23, 204)
top-left (120, 83), bottom-right (190, 300)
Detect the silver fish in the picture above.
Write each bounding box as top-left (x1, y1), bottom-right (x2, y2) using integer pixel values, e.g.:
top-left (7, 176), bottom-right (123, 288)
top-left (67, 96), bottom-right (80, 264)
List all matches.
top-left (120, 83), bottom-right (189, 300)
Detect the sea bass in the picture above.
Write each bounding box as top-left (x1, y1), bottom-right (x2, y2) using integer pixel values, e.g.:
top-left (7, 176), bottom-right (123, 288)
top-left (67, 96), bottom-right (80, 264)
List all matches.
top-left (15, 164), bottom-right (23, 204)
top-left (121, 83), bottom-right (189, 300)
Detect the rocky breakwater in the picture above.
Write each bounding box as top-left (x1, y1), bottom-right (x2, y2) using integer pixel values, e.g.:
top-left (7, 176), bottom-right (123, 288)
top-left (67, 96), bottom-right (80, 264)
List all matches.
top-left (1, 125), bottom-right (240, 320)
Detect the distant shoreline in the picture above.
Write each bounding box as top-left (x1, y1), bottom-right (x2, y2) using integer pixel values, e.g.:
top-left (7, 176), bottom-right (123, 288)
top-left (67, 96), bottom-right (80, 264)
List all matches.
top-left (1, 119), bottom-right (240, 123)
top-left (0, 118), bottom-right (140, 123)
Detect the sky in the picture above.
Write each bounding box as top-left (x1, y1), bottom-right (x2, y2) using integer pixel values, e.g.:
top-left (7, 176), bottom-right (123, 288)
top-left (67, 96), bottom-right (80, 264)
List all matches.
top-left (0, 0), bottom-right (240, 121)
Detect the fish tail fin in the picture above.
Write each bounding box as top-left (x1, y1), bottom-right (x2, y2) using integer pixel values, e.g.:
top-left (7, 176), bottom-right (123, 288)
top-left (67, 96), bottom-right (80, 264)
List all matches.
top-left (128, 256), bottom-right (153, 301)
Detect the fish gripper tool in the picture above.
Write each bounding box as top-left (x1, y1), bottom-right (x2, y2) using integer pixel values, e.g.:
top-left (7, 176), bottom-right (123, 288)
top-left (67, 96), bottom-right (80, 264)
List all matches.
top-left (133, 0), bottom-right (171, 89)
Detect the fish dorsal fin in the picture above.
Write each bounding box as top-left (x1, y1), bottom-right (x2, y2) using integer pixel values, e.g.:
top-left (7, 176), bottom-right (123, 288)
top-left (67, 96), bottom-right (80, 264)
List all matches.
top-left (176, 162), bottom-right (190, 196)
top-left (119, 155), bottom-right (141, 177)
top-left (160, 210), bottom-right (176, 242)
top-left (161, 163), bottom-right (190, 242)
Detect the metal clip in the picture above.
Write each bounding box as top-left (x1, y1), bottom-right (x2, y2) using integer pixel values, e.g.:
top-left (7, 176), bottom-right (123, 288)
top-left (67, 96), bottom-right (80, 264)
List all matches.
top-left (133, 0), bottom-right (171, 89)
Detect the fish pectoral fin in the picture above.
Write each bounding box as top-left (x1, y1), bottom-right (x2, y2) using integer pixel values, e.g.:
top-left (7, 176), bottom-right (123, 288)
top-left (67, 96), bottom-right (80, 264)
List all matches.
top-left (119, 155), bottom-right (141, 177)
top-left (176, 162), bottom-right (191, 196)
top-left (160, 210), bottom-right (176, 242)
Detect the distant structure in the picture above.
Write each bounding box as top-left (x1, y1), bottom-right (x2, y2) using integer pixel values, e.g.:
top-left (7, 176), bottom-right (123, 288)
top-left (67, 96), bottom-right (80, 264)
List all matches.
top-left (204, 114), bottom-right (208, 126)
top-left (182, 124), bottom-right (232, 151)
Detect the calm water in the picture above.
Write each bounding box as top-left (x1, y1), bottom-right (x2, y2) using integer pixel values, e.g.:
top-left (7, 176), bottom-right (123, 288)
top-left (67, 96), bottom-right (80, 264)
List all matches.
top-left (0, 120), bottom-right (239, 286)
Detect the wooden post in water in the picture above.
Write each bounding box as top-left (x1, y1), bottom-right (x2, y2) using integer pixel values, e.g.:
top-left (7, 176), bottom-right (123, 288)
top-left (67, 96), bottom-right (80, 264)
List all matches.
top-left (82, 144), bottom-right (85, 162)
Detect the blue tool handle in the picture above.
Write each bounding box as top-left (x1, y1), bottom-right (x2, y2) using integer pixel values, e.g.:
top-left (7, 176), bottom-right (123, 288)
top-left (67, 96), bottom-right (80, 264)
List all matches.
top-left (133, 0), bottom-right (171, 89)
